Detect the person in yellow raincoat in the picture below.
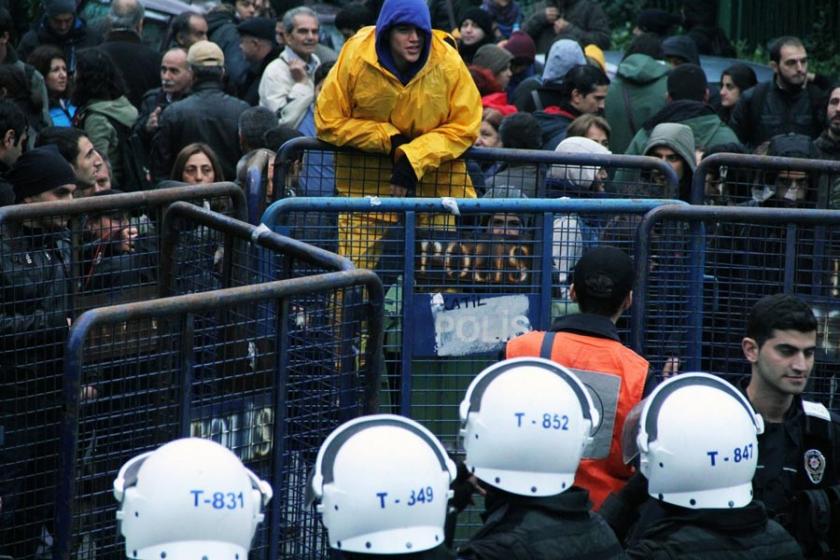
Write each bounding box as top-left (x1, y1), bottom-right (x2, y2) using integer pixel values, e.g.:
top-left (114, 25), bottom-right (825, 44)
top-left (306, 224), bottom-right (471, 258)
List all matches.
top-left (315, 0), bottom-right (481, 271)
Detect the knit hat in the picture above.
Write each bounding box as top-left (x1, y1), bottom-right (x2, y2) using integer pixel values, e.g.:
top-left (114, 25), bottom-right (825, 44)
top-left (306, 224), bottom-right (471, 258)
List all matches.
top-left (44, 0), bottom-right (76, 17)
top-left (644, 122), bottom-right (697, 172)
top-left (187, 40), bottom-right (225, 67)
top-left (458, 7), bottom-right (493, 39)
top-left (662, 35), bottom-right (700, 65)
top-left (667, 63), bottom-right (707, 102)
top-left (503, 31), bottom-right (535, 64)
top-left (9, 145), bottom-right (77, 202)
top-left (548, 136), bottom-right (611, 187)
top-left (472, 44), bottom-right (513, 76)
top-left (542, 39), bottom-right (586, 83)
top-left (584, 44), bottom-right (606, 72)
top-left (572, 246), bottom-right (634, 303)
top-left (237, 17), bottom-right (277, 42)
top-left (636, 9), bottom-right (680, 36)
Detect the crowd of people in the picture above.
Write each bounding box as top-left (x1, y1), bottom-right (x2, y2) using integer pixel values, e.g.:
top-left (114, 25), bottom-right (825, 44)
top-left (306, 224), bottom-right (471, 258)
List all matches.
top-left (0, 0), bottom-right (839, 558)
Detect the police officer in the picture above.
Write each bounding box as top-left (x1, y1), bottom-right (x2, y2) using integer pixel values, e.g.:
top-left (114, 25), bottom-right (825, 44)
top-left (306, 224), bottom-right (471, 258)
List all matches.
top-left (456, 358), bottom-right (625, 560)
top-left (621, 373), bottom-right (803, 559)
top-left (310, 414), bottom-right (457, 559)
top-left (506, 246), bottom-right (651, 509)
top-left (740, 294), bottom-right (840, 557)
top-left (113, 438), bottom-right (273, 559)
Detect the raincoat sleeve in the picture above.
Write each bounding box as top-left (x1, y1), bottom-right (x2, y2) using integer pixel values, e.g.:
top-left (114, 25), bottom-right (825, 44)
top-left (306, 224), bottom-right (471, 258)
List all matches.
top-left (395, 60), bottom-right (481, 181)
top-left (315, 46), bottom-right (402, 154)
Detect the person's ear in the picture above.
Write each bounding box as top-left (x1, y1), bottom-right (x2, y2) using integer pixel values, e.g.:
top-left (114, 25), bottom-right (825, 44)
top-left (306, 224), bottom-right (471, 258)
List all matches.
top-left (622, 290), bottom-right (633, 312)
top-left (2, 128), bottom-right (15, 149)
top-left (703, 88), bottom-right (710, 104)
top-left (742, 337), bottom-right (759, 363)
top-left (569, 283), bottom-right (578, 302)
top-left (769, 60), bottom-right (779, 75)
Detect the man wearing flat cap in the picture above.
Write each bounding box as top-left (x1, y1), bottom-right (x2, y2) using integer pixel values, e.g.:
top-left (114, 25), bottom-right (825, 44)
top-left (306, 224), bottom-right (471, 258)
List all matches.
top-left (237, 16), bottom-right (281, 106)
top-left (0, 145), bottom-right (77, 558)
top-left (151, 40), bottom-right (249, 181)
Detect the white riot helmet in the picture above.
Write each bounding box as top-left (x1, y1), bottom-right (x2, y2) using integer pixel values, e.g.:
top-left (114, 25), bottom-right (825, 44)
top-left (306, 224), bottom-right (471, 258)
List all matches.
top-left (113, 438), bottom-right (273, 560)
top-left (622, 372), bottom-right (765, 509)
top-left (459, 358), bottom-right (600, 497)
top-left (309, 414), bottom-right (456, 555)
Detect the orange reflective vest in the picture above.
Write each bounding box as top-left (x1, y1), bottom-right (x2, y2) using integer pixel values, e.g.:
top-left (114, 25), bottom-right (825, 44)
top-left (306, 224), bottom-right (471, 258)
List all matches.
top-left (506, 328), bottom-right (649, 510)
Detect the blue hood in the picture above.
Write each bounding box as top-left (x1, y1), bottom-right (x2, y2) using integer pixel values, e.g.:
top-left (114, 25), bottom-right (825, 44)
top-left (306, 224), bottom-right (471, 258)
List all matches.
top-left (375, 0), bottom-right (432, 85)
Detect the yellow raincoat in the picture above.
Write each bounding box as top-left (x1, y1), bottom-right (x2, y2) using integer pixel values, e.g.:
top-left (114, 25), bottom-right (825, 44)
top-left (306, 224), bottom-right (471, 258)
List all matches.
top-left (315, 25), bottom-right (481, 270)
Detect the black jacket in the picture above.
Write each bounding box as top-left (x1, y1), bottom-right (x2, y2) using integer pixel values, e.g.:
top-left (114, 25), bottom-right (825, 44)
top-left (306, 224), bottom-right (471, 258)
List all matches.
top-left (627, 500), bottom-right (803, 559)
top-left (814, 130), bottom-right (840, 161)
top-left (151, 80), bottom-right (249, 181)
top-left (238, 46), bottom-right (282, 106)
top-left (206, 5), bottom-right (249, 86)
top-left (730, 80), bottom-right (826, 148)
top-left (17, 15), bottom-right (102, 74)
top-left (458, 487), bottom-right (625, 560)
top-left (98, 29), bottom-right (162, 108)
top-left (0, 160), bottom-right (13, 206)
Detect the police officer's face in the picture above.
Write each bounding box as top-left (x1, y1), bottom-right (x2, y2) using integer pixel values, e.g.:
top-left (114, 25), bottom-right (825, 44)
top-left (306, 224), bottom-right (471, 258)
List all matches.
top-left (743, 329), bottom-right (817, 396)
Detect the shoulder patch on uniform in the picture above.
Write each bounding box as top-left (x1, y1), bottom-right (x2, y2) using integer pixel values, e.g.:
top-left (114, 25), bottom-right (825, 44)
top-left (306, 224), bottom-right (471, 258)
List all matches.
top-left (803, 400), bottom-right (831, 422)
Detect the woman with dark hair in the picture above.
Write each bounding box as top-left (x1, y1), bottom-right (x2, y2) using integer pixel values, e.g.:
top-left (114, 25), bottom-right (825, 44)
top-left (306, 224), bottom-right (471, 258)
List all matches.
top-left (718, 64), bottom-right (757, 124)
top-left (71, 48), bottom-right (138, 188)
top-left (170, 143), bottom-right (225, 185)
top-left (27, 45), bottom-right (76, 127)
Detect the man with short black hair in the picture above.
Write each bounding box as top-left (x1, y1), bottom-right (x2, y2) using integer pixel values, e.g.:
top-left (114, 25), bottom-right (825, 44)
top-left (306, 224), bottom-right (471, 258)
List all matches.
top-left (167, 11), bottom-right (208, 50)
top-left (99, 0), bottom-right (162, 108)
top-left (533, 64), bottom-right (610, 150)
top-left (36, 126), bottom-right (104, 191)
top-left (237, 16), bottom-right (280, 106)
top-left (506, 246), bottom-right (650, 510)
top-left (259, 7), bottom-right (321, 127)
top-left (623, 63), bottom-right (739, 157)
top-left (741, 294), bottom-right (840, 557)
top-left (730, 36), bottom-right (827, 148)
top-left (815, 85), bottom-right (840, 209)
top-left (0, 99), bottom-right (27, 205)
top-left (152, 40), bottom-right (249, 181)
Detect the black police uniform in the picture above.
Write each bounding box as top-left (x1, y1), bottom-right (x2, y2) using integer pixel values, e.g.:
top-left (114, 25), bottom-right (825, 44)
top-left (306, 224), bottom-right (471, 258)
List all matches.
top-left (743, 385), bottom-right (840, 558)
top-left (456, 487), bottom-right (625, 560)
top-left (627, 499), bottom-right (804, 559)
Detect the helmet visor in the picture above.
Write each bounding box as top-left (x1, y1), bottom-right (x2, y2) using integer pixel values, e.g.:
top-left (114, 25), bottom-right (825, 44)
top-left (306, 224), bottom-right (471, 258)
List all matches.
top-left (621, 397), bottom-right (648, 465)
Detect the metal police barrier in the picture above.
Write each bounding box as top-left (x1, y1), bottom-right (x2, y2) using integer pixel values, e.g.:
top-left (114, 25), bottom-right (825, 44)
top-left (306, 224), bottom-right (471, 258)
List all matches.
top-left (633, 205), bottom-right (840, 409)
top-left (0, 183), bottom-right (245, 559)
top-left (56, 210), bottom-right (384, 560)
top-left (692, 153), bottom-right (840, 208)
top-left (262, 137), bottom-right (680, 214)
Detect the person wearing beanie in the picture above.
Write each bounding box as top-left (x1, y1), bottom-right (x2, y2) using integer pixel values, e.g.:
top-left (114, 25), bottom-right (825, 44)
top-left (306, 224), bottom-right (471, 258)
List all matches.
top-left (316, 0), bottom-right (481, 271)
top-left (17, 0), bottom-right (103, 73)
top-left (483, 112), bottom-right (542, 197)
top-left (633, 9), bottom-right (680, 38)
top-left (512, 38), bottom-right (585, 112)
top-left (662, 35), bottom-right (700, 67)
top-left (506, 245), bottom-right (650, 510)
top-left (621, 64), bottom-right (738, 169)
top-left (584, 44), bottom-right (606, 72)
top-left (236, 16), bottom-right (281, 106)
top-left (0, 143), bottom-right (77, 558)
top-left (523, 0), bottom-right (610, 54)
top-left (500, 30), bottom-right (536, 97)
top-left (457, 7), bottom-right (495, 64)
top-left (642, 122), bottom-right (696, 201)
top-left (471, 44), bottom-right (516, 114)
top-left (481, 0), bottom-right (523, 40)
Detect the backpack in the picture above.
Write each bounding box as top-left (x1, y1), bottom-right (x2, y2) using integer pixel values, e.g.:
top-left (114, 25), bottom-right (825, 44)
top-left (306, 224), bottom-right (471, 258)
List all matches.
top-left (75, 109), bottom-right (152, 191)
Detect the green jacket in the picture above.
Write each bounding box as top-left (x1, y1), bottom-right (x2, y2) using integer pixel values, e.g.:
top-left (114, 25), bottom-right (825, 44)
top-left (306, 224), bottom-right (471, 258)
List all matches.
top-left (624, 106), bottom-right (740, 157)
top-left (78, 96), bottom-right (138, 187)
top-left (604, 54), bottom-right (668, 154)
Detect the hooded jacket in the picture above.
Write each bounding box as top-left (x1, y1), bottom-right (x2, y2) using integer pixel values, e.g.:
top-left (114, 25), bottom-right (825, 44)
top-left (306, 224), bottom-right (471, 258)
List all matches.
top-left (641, 122), bottom-right (696, 200)
top-left (512, 39), bottom-right (585, 112)
top-left (18, 15), bottom-right (102, 74)
top-left (604, 53), bottom-right (669, 153)
top-left (76, 96), bottom-right (138, 187)
top-left (206, 4), bottom-right (250, 86)
top-left (624, 99), bottom-right (740, 158)
top-left (315, 0), bottom-right (480, 201)
top-left (523, 0), bottom-right (610, 53)
top-left (533, 105), bottom-right (578, 149)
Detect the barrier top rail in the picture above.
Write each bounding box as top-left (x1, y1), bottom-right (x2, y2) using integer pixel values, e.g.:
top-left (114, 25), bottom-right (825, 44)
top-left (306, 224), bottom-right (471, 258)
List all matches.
top-left (269, 137), bottom-right (680, 200)
top-left (691, 153), bottom-right (840, 205)
top-left (0, 182), bottom-right (248, 225)
top-left (631, 203), bottom-right (840, 353)
top-left (163, 201), bottom-right (355, 274)
top-left (261, 196), bottom-right (687, 227)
